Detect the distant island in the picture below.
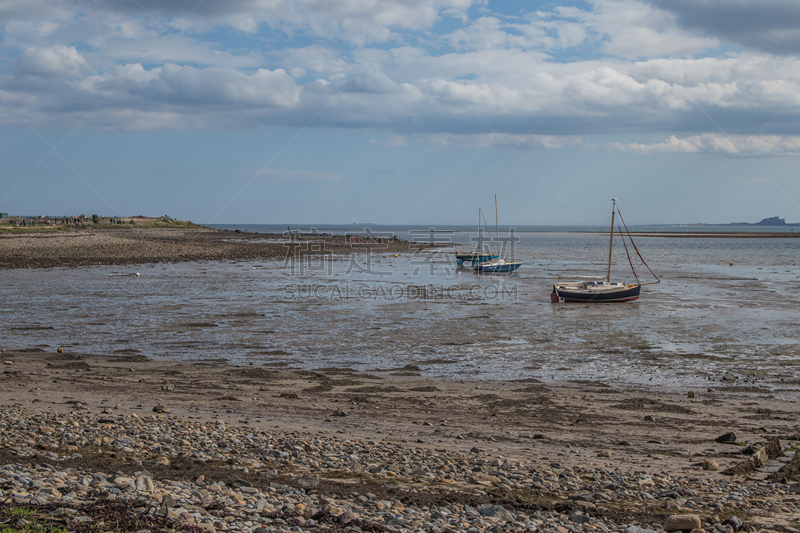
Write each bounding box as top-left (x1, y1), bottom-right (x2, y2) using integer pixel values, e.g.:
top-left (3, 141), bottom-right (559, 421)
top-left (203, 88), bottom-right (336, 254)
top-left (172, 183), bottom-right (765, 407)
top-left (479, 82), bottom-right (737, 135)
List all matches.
top-left (649, 216), bottom-right (800, 227)
top-left (727, 216), bottom-right (799, 226)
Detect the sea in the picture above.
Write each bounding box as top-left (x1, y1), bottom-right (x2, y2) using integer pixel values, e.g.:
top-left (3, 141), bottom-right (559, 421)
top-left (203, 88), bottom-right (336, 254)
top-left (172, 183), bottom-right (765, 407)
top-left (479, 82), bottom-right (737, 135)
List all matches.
top-left (3, 224), bottom-right (799, 394)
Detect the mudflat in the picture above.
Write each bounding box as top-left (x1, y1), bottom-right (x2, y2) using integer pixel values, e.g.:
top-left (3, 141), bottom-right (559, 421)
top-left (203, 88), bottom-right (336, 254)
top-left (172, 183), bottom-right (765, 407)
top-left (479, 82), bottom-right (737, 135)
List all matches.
top-left (0, 226), bottom-right (426, 269)
top-left (1, 348), bottom-right (798, 532)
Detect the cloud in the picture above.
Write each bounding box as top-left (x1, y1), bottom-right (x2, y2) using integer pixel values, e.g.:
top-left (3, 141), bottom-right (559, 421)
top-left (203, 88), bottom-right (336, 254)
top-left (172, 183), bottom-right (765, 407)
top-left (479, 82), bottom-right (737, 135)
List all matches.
top-left (15, 45), bottom-right (91, 77)
top-left (80, 63), bottom-right (301, 109)
top-left (428, 133), bottom-right (587, 148)
top-left (652, 0), bottom-right (800, 56)
top-left (613, 133), bottom-right (800, 155)
top-left (370, 135), bottom-right (408, 146)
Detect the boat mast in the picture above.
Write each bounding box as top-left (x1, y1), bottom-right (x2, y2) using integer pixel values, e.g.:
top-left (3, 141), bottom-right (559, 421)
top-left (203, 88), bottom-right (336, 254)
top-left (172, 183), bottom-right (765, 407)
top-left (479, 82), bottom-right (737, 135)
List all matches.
top-left (478, 207), bottom-right (483, 255)
top-left (494, 194), bottom-right (500, 255)
top-left (607, 198), bottom-right (616, 282)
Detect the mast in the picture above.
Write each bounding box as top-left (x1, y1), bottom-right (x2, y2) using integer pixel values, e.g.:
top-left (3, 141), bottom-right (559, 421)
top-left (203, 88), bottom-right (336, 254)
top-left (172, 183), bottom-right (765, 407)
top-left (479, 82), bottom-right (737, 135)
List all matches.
top-left (494, 194), bottom-right (500, 255)
top-left (607, 198), bottom-right (616, 282)
top-left (478, 207), bottom-right (483, 255)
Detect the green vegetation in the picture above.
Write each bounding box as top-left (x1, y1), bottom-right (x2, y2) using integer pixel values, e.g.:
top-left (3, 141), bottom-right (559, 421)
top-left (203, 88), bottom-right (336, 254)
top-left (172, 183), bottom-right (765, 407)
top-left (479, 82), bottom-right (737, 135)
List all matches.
top-left (0, 224), bottom-right (66, 233)
top-left (0, 219), bottom-right (195, 232)
top-left (0, 507), bottom-right (67, 533)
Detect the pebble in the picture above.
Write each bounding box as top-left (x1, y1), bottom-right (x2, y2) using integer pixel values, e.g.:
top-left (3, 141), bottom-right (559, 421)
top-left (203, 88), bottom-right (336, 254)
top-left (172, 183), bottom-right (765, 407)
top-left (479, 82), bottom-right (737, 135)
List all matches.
top-left (0, 405), bottom-right (795, 533)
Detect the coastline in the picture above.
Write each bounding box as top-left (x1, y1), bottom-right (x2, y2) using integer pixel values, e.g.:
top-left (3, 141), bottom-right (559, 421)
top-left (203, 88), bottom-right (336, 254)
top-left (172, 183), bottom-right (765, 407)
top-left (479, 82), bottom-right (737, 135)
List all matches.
top-left (1, 347), bottom-right (798, 532)
top-left (0, 226), bottom-right (432, 269)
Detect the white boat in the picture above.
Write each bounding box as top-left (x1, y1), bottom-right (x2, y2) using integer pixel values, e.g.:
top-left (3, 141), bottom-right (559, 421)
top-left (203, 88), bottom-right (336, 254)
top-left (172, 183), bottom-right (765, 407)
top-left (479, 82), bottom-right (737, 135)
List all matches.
top-left (551, 198), bottom-right (658, 302)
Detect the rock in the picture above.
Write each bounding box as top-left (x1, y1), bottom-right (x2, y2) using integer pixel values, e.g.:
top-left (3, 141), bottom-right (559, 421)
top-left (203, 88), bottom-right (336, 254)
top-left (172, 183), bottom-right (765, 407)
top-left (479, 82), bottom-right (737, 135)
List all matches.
top-left (722, 372), bottom-right (736, 382)
top-left (724, 517), bottom-right (743, 531)
top-left (297, 474), bottom-right (319, 489)
top-left (715, 432), bottom-right (736, 443)
top-left (687, 391), bottom-right (696, 398)
top-left (644, 415), bottom-right (656, 422)
top-left (57, 347), bottom-right (65, 353)
top-left (477, 504), bottom-right (514, 521)
top-left (626, 527), bottom-right (659, 533)
top-left (570, 514), bottom-right (592, 524)
top-left (136, 476), bottom-right (154, 493)
top-left (161, 494), bottom-right (176, 510)
top-left (3, 360), bottom-right (12, 365)
top-left (598, 450), bottom-right (612, 458)
top-left (789, 483), bottom-right (800, 494)
top-left (702, 460), bottom-right (719, 471)
top-left (663, 514), bottom-right (702, 532)
top-left (152, 405), bottom-right (169, 413)
top-left (332, 410), bottom-right (347, 417)
top-left (338, 510), bottom-right (356, 525)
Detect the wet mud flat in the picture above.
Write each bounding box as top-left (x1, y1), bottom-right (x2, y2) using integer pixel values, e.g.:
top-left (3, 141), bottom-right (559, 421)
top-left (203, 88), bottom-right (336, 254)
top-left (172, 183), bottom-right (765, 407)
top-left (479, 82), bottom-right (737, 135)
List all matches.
top-left (1, 348), bottom-right (800, 532)
top-left (0, 226), bottom-right (432, 269)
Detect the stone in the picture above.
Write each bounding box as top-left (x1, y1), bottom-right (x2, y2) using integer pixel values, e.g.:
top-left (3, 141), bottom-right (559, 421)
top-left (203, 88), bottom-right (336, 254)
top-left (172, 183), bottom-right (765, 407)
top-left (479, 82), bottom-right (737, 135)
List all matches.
top-left (663, 514), bottom-right (702, 532)
top-left (724, 516), bottom-right (743, 531)
top-left (136, 476), bottom-right (154, 493)
top-left (598, 450), bottom-right (612, 458)
top-left (687, 391), bottom-right (696, 398)
top-left (644, 415), bottom-right (656, 422)
top-left (702, 460), bottom-right (719, 471)
top-left (332, 410), bottom-right (347, 417)
top-left (337, 510), bottom-right (356, 525)
top-left (715, 432), bottom-right (736, 443)
top-left (722, 373), bottom-right (736, 382)
top-left (153, 405), bottom-right (169, 413)
top-left (161, 494), bottom-right (176, 509)
top-left (57, 347), bottom-right (65, 353)
top-left (570, 514), bottom-right (592, 524)
top-left (477, 504), bottom-right (514, 521)
top-left (297, 474), bottom-right (319, 489)
top-left (3, 360), bottom-right (12, 365)
top-left (626, 527), bottom-right (659, 533)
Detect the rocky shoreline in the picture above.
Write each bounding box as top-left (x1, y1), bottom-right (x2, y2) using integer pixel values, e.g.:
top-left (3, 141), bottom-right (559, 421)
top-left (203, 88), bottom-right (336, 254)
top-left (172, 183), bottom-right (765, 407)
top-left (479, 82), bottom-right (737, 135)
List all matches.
top-left (1, 348), bottom-right (799, 533)
top-left (0, 227), bottom-right (430, 269)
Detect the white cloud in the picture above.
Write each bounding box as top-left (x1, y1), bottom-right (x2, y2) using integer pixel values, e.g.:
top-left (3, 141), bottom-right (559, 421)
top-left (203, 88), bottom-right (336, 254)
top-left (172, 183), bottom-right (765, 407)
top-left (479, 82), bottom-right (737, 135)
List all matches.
top-left (428, 133), bottom-right (587, 149)
top-left (79, 63), bottom-right (301, 109)
top-left (613, 134), bottom-right (800, 155)
top-left (370, 135), bottom-right (408, 146)
top-left (15, 45), bottom-right (91, 77)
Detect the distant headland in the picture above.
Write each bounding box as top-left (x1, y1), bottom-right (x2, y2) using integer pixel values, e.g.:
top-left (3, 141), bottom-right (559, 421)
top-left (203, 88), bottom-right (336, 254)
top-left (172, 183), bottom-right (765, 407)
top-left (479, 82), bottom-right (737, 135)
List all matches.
top-left (727, 216), bottom-right (799, 226)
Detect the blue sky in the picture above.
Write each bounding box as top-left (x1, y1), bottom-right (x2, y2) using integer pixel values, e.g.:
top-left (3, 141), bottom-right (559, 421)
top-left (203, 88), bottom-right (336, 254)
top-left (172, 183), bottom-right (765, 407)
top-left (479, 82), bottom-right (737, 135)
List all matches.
top-left (1, 0), bottom-right (799, 225)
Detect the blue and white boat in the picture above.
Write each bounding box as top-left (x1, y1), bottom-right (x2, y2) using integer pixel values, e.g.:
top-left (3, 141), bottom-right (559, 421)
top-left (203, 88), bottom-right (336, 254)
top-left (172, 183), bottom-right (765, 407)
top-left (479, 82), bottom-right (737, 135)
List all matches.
top-left (474, 194), bottom-right (523, 274)
top-left (455, 207), bottom-right (498, 267)
top-left (474, 257), bottom-right (522, 273)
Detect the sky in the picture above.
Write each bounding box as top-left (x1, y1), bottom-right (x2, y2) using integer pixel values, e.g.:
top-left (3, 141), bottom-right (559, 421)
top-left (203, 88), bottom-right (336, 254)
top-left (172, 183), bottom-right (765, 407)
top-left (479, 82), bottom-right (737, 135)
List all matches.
top-left (1, 0), bottom-right (799, 225)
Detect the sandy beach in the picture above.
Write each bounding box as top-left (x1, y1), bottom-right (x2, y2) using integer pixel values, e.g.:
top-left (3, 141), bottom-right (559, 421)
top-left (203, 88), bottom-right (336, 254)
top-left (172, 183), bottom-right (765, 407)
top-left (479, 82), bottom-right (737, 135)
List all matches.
top-left (1, 347), bottom-right (799, 532)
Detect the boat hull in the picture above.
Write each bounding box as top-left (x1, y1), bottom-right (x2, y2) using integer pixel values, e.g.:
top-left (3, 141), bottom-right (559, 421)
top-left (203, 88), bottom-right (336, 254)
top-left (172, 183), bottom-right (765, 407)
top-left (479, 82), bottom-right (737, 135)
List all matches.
top-left (553, 283), bottom-right (640, 303)
top-left (475, 261), bottom-right (522, 273)
top-left (455, 252), bottom-right (497, 266)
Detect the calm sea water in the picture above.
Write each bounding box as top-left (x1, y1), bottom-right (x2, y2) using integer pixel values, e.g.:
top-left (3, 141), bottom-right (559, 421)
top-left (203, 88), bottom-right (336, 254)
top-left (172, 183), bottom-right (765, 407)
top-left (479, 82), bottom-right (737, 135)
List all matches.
top-left (2, 224), bottom-right (799, 393)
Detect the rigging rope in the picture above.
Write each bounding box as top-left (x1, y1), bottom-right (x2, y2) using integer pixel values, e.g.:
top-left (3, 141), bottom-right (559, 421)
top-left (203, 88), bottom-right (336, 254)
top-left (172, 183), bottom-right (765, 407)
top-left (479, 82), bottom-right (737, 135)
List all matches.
top-left (618, 221), bottom-right (640, 285)
top-left (617, 208), bottom-right (660, 282)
